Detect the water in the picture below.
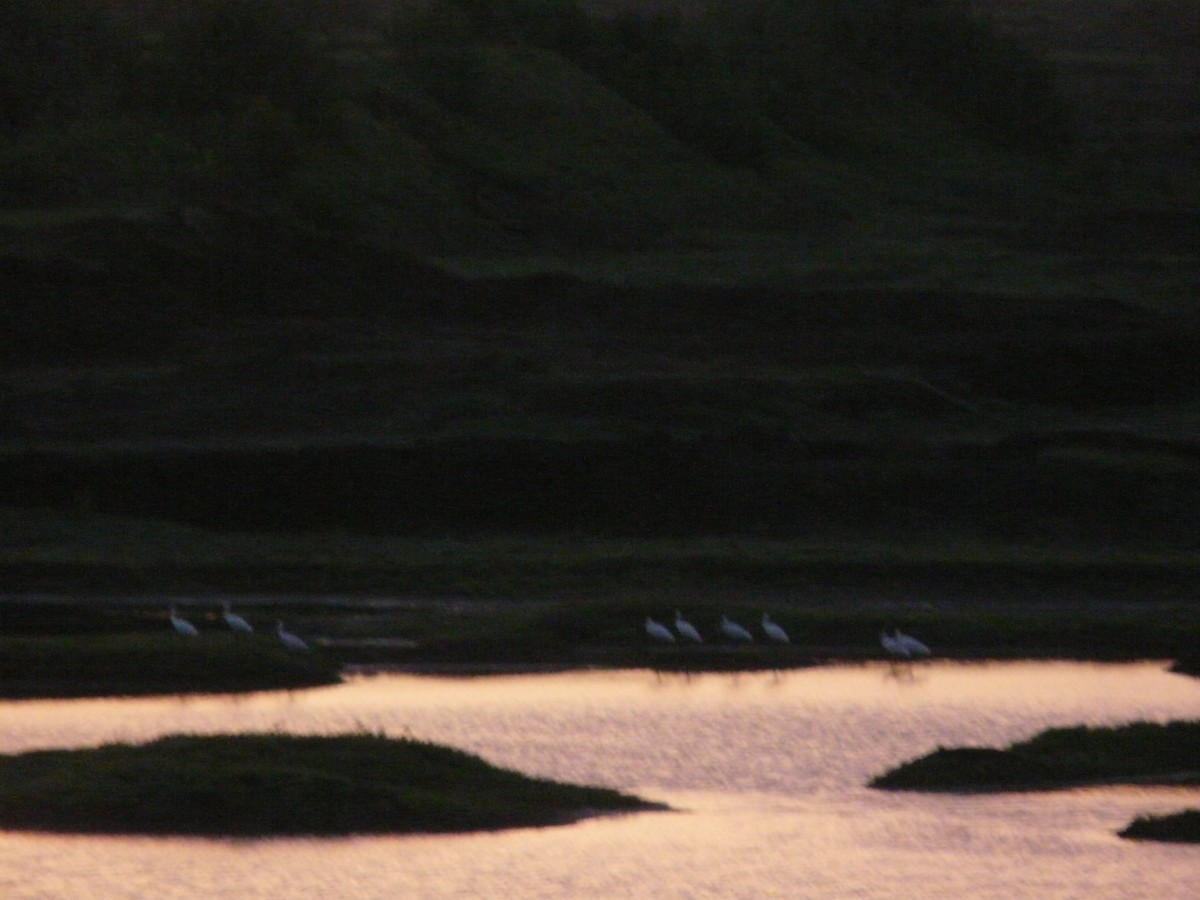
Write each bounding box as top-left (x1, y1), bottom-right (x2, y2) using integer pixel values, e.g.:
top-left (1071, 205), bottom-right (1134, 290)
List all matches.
top-left (2, 661), bottom-right (1198, 899)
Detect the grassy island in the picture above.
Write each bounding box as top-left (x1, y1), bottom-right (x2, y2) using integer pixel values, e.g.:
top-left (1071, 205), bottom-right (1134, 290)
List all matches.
top-left (0, 733), bottom-right (662, 836)
top-left (870, 721), bottom-right (1200, 842)
top-left (869, 721), bottom-right (1200, 793)
top-left (1119, 810), bottom-right (1200, 843)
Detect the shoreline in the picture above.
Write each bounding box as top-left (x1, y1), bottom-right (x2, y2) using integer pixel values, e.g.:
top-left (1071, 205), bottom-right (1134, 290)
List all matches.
top-left (2, 589), bottom-right (1197, 698)
top-left (0, 657), bottom-right (1190, 704)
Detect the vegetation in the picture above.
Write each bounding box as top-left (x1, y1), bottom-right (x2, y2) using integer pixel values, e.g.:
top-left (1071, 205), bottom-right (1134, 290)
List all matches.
top-left (0, 629), bottom-right (340, 698)
top-left (1, 0), bottom-right (1192, 270)
top-left (0, 0), bottom-right (1083, 229)
top-left (1120, 809), bottom-right (1200, 843)
top-left (0, 732), bottom-right (661, 835)
top-left (872, 721), bottom-right (1200, 843)
top-left (869, 721), bottom-right (1200, 791)
top-left (1171, 655), bottom-right (1200, 678)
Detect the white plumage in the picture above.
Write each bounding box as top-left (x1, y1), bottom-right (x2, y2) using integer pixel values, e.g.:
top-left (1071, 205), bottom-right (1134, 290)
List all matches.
top-left (880, 630), bottom-right (903, 657)
top-left (169, 605), bottom-right (198, 637)
top-left (645, 616), bottom-right (675, 643)
top-left (893, 628), bottom-right (930, 657)
top-left (221, 601), bottom-right (254, 633)
top-left (881, 628), bottom-right (930, 659)
top-left (720, 615), bottom-right (753, 642)
top-left (762, 613), bottom-right (790, 643)
top-left (276, 620), bottom-right (309, 652)
top-left (674, 610), bottom-right (703, 642)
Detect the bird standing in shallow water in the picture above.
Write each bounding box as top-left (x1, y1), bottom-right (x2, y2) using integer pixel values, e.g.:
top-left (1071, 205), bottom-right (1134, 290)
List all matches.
top-left (762, 613), bottom-right (790, 643)
top-left (221, 601), bottom-right (253, 633)
top-left (893, 629), bottom-right (930, 657)
top-left (645, 617), bottom-right (675, 643)
top-left (674, 610), bottom-right (703, 642)
top-left (721, 615), bottom-right (753, 642)
top-left (880, 630), bottom-right (902, 657)
top-left (881, 628), bottom-right (930, 659)
top-left (277, 620), bottom-right (309, 652)
top-left (169, 605), bottom-right (198, 637)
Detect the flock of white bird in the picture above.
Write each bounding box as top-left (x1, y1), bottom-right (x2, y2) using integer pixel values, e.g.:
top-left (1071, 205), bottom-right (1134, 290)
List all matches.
top-left (645, 611), bottom-right (792, 645)
top-left (168, 602), bottom-right (309, 651)
top-left (172, 601), bottom-right (928, 661)
top-left (645, 612), bottom-right (932, 660)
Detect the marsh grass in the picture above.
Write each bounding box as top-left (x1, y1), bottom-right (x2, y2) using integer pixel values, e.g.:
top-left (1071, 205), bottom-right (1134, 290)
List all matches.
top-left (1120, 809), bottom-right (1200, 843)
top-left (3, 503), bottom-right (1199, 594)
top-left (0, 631), bottom-right (340, 698)
top-left (0, 732), bottom-right (660, 835)
top-left (869, 721), bottom-right (1200, 792)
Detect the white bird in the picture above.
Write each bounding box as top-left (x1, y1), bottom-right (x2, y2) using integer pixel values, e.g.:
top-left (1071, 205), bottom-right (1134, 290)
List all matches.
top-left (762, 613), bottom-right (790, 643)
top-left (645, 616), bottom-right (675, 643)
top-left (880, 630), bottom-right (904, 657)
top-left (881, 628), bottom-right (930, 659)
top-left (221, 601), bottom-right (253, 633)
top-left (893, 628), bottom-right (930, 657)
top-left (169, 605), bottom-right (198, 637)
top-left (674, 610), bottom-right (703, 642)
top-left (720, 615), bottom-right (753, 642)
top-left (276, 620), bottom-right (309, 652)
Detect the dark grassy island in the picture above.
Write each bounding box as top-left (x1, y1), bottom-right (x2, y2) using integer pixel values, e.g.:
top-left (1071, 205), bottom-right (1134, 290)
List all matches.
top-left (0, 732), bottom-right (662, 836)
top-left (1, 1), bottom-right (1198, 678)
top-left (870, 721), bottom-right (1200, 792)
top-left (870, 721), bottom-right (1200, 843)
top-left (1119, 810), bottom-right (1200, 843)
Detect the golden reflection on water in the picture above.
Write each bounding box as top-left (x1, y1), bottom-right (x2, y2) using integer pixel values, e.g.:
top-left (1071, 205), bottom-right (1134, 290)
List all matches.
top-left (1, 662), bottom-right (1199, 899)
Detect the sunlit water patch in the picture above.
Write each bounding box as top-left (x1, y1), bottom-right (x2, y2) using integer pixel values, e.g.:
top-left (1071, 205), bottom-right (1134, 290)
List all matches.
top-left (1, 662), bottom-right (1198, 899)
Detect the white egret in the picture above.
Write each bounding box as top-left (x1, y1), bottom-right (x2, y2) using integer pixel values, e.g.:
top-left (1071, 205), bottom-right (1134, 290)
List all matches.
top-left (674, 610), bottom-right (703, 642)
top-left (645, 616), bottom-right (675, 643)
top-left (276, 620), bottom-right (309, 652)
top-left (221, 601), bottom-right (253, 633)
top-left (762, 613), bottom-right (790, 643)
top-left (894, 628), bottom-right (930, 657)
top-left (169, 605), bottom-right (198, 637)
top-left (720, 615), bottom-right (753, 642)
top-left (880, 630), bottom-right (904, 657)
top-left (881, 628), bottom-right (930, 659)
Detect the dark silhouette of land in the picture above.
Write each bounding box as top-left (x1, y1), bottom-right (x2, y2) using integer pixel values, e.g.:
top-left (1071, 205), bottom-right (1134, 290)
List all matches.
top-left (0, 1), bottom-right (1196, 645)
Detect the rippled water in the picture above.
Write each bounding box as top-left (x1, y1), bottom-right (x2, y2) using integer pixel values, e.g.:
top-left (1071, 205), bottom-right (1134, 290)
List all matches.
top-left (2, 661), bottom-right (1198, 899)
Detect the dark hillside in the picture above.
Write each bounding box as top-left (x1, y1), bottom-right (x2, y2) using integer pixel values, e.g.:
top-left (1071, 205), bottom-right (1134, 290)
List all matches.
top-left (0, 1), bottom-right (1197, 597)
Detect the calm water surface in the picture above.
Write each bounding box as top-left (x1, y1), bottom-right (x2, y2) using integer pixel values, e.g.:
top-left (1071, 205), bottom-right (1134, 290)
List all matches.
top-left (1, 661), bottom-right (1198, 899)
